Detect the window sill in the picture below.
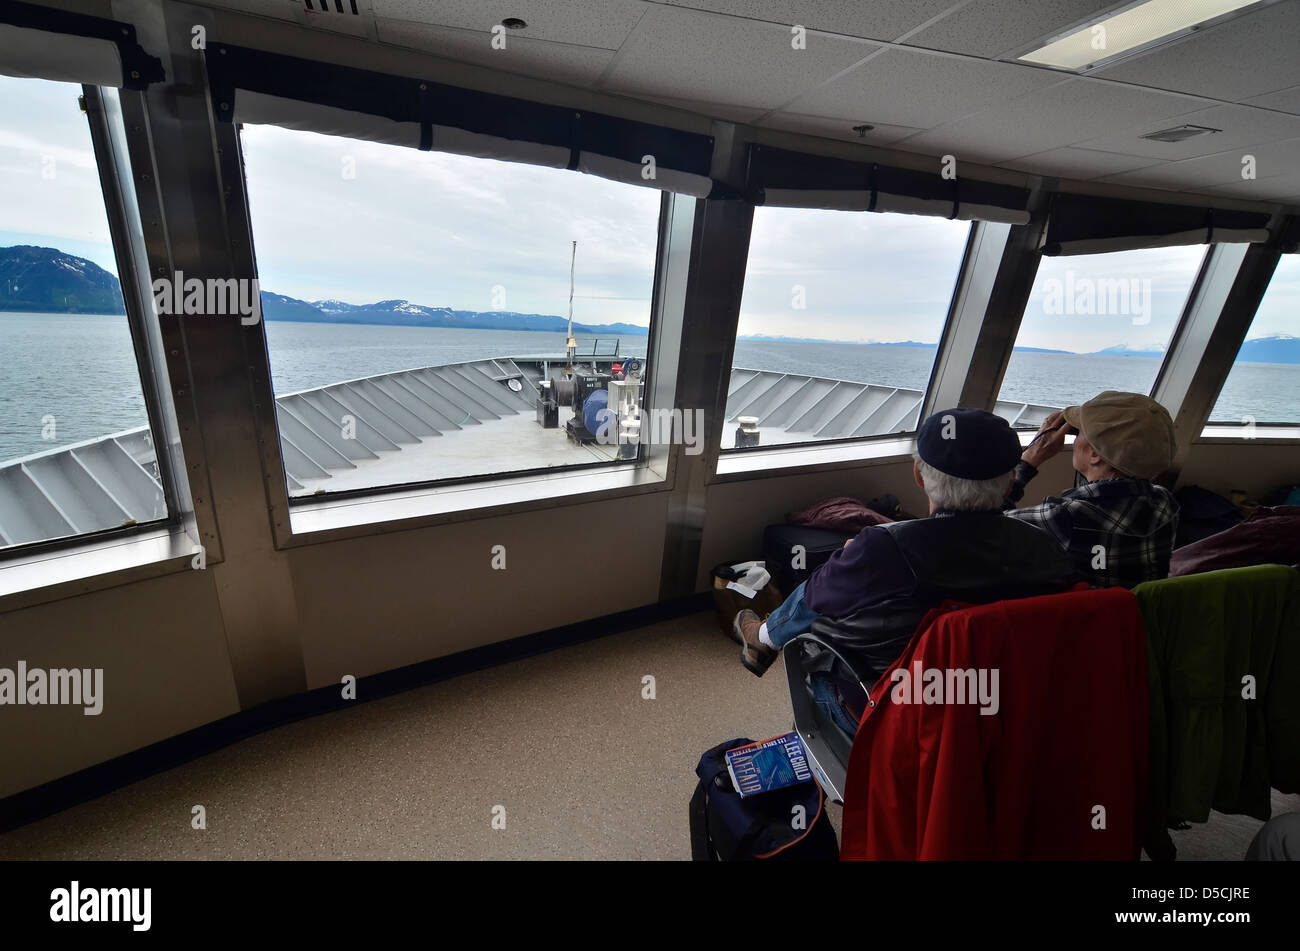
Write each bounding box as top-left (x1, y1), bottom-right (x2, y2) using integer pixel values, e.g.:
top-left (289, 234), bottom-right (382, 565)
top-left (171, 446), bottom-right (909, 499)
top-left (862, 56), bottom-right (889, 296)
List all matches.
top-left (713, 436), bottom-right (917, 482)
top-left (0, 525), bottom-right (200, 614)
top-left (283, 461), bottom-right (670, 544)
top-left (1197, 425), bottom-right (1300, 442)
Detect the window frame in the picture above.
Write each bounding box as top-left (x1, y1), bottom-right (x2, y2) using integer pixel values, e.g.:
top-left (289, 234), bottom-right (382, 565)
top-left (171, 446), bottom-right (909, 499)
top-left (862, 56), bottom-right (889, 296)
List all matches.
top-left (1203, 252), bottom-right (1300, 426)
top-left (717, 203), bottom-right (975, 457)
top-left (996, 241), bottom-right (1213, 430)
top-left (0, 82), bottom-right (185, 563)
top-left (223, 118), bottom-right (683, 547)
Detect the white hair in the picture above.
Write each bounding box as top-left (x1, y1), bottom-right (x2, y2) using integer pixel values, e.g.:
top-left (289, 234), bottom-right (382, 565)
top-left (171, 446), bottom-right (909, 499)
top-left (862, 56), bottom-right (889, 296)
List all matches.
top-left (914, 454), bottom-right (1014, 512)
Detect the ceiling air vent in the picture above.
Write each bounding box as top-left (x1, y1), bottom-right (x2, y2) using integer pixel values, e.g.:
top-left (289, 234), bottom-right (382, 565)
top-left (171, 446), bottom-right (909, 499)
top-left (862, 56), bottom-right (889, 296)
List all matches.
top-left (304, 0), bottom-right (360, 14)
top-left (1139, 124), bottom-right (1222, 143)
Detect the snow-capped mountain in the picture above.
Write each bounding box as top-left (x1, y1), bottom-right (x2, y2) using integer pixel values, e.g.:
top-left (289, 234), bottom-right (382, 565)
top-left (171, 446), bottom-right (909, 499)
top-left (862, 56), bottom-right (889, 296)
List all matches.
top-left (1090, 343), bottom-right (1168, 357)
top-left (1236, 334), bottom-right (1300, 365)
top-left (264, 292), bottom-right (648, 335)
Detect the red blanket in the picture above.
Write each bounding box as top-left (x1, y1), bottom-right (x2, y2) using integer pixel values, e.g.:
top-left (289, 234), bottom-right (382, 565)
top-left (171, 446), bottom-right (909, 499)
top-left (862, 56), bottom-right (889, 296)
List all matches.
top-left (1171, 505), bottom-right (1300, 576)
top-left (786, 496), bottom-right (894, 534)
top-left (840, 587), bottom-right (1149, 860)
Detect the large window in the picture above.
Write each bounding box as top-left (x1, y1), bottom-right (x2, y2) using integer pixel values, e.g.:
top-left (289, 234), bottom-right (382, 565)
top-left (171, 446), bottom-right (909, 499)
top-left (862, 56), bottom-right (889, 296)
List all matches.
top-left (239, 125), bottom-right (663, 497)
top-left (0, 76), bottom-right (166, 552)
top-left (1209, 255), bottom-right (1300, 424)
top-left (724, 207), bottom-right (969, 449)
top-left (998, 246), bottom-right (1206, 418)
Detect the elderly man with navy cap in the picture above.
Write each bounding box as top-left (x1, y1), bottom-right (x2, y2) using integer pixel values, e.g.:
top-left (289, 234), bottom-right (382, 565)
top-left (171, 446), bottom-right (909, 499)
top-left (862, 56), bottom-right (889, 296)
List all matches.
top-left (736, 407), bottom-right (1079, 679)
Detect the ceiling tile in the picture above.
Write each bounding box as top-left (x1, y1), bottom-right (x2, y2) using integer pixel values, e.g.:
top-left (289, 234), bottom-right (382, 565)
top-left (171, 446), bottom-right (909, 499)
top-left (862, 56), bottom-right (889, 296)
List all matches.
top-left (372, 0), bottom-right (646, 49)
top-left (1093, 1), bottom-right (1300, 103)
top-left (376, 21), bottom-right (616, 85)
top-left (301, 2), bottom-right (374, 37)
top-left (653, 0), bottom-right (960, 42)
top-left (190, 0), bottom-right (301, 21)
top-left (905, 0), bottom-right (1120, 58)
top-left (639, 94), bottom-right (767, 124)
top-left (894, 78), bottom-right (1212, 165)
top-left (1201, 171), bottom-right (1300, 201)
top-left (758, 112), bottom-right (925, 146)
top-left (600, 5), bottom-right (877, 111)
top-left (1241, 84), bottom-right (1300, 116)
top-left (1073, 104), bottom-right (1300, 160)
top-left (195, 0), bottom-right (373, 33)
top-left (1095, 136), bottom-right (1300, 190)
top-left (784, 48), bottom-right (1060, 129)
top-left (1001, 146), bottom-right (1160, 179)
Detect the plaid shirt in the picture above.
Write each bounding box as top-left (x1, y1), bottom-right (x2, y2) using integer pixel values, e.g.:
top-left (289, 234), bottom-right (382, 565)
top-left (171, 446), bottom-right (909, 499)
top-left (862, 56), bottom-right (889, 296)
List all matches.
top-left (1004, 461), bottom-right (1180, 589)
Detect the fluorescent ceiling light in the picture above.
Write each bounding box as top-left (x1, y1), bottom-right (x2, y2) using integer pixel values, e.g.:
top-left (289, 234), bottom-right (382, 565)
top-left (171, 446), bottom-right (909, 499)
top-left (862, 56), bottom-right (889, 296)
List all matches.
top-left (1018, 0), bottom-right (1267, 71)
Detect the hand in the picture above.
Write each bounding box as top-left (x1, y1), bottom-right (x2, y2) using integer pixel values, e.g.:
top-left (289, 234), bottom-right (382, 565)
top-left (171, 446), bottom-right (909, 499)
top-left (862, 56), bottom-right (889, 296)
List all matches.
top-left (1022, 412), bottom-right (1069, 468)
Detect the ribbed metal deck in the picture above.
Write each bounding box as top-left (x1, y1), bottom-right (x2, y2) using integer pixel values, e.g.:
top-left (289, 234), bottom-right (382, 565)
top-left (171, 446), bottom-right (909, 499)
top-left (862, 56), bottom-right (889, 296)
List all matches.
top-left (0, 361), bottom-right (1061, 549)
top-left (0, 429), bottom-right (165, 548)
top-left (273, 358), bottom-right (542, 491)
top-left (725, 367), bottom-right (1060, 445)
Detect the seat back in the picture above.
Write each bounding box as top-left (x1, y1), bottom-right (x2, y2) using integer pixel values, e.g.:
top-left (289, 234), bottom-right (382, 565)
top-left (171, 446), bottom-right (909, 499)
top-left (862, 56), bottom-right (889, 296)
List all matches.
top-left (783, 633), bottom-right (872, 803)
top-left (840, 587), bottom-right (1150, 860)
top-left (1134, 564), bottom-right (1300, 860)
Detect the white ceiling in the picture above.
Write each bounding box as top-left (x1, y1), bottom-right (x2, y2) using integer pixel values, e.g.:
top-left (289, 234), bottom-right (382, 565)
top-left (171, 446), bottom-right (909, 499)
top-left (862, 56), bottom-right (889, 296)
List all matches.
top-left (190, 0), bottom-right (1300, 205)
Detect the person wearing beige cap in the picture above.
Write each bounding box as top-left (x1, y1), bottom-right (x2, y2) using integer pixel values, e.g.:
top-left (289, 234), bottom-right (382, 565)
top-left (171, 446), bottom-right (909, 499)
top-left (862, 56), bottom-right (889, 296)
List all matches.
top-left (1004, 391), bottom-right (1180, 588)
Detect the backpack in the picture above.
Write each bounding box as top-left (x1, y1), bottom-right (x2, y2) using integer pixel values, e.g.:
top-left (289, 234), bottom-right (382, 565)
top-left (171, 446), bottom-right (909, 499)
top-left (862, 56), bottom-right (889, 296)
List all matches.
top-left (688, 737), bottom-right (839, 861)
top-left (1172, 485), bottom-right (1243, 548)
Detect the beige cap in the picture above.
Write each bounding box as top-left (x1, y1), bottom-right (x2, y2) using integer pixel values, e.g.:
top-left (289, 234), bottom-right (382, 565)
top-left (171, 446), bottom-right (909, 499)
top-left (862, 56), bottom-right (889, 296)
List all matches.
top-left (1062, 391), bottom-right (1176, 480)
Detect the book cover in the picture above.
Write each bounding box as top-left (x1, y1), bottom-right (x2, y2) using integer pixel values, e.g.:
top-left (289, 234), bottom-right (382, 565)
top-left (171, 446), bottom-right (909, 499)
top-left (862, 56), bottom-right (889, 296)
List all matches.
top-left (725, 732), bottom-right (814, 797)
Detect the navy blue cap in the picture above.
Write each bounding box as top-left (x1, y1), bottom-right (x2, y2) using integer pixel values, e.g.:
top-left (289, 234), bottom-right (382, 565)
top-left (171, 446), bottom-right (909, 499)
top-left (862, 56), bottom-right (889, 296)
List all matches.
top-left (916, 408), bottom-right (1021, 480)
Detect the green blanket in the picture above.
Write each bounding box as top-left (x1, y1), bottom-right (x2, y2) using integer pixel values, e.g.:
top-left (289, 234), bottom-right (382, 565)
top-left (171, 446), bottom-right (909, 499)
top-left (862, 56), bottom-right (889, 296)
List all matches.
top-left (1137, 564), bottom-right (1300, 861)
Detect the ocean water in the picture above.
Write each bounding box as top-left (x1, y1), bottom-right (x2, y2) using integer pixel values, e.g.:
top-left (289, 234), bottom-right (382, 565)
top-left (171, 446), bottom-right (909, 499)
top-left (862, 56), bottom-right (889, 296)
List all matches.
top-left (1, 311), bottom-right (1296, 462)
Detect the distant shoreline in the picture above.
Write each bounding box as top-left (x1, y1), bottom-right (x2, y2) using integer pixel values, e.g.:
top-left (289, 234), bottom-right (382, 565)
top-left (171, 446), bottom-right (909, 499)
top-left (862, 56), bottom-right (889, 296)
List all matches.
top-left (4, 310), bottom-right (1298, 365)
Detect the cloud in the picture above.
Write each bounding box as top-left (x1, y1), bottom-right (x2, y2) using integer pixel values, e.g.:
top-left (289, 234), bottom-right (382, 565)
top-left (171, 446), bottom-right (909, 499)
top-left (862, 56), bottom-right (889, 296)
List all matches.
top-left (738, 206), bottom-right (969, 341)
top-left (238, 124), bottom-right (660, 325)
top-left (3, 73), bottom-right (1291, 349)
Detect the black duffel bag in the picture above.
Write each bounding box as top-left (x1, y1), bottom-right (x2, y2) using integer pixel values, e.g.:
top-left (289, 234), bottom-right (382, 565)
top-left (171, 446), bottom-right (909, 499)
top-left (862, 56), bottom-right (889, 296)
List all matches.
top-left (688, 737), bottom-right (838, 861)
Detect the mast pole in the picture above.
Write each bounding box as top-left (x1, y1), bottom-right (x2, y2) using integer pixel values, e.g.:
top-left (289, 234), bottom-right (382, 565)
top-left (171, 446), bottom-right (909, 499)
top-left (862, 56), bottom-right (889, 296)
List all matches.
top-left (566, 240), bottom-right (577, 369)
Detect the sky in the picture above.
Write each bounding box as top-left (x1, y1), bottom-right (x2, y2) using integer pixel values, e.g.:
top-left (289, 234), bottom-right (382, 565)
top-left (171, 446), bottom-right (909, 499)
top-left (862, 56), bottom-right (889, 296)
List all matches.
top-left (1, 71), bottom-right (1295, 352)
top-left (239, 122), bottom-right (661, 328)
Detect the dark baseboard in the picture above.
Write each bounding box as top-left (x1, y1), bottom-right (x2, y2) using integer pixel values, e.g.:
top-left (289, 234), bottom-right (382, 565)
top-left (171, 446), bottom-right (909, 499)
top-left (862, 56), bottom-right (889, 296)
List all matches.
top-left (0, 593), bottom-right (711, 836)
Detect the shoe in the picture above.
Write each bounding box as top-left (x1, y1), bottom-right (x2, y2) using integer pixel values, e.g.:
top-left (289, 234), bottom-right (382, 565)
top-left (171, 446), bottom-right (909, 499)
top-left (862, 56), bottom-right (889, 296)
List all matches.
top-left (734, 609), bottom-right (778, 677)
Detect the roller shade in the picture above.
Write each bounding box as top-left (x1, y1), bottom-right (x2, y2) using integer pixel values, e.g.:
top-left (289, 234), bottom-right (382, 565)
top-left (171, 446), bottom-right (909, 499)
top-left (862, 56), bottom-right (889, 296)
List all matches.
top-left (745, 144), bottom-right (1032, 225)
top-left (1043, 193), bottom-right (1271, 256)
top-left (207, 44), bottom-right (716, 197)
top-left (0, 0), bottom-right (163, 89)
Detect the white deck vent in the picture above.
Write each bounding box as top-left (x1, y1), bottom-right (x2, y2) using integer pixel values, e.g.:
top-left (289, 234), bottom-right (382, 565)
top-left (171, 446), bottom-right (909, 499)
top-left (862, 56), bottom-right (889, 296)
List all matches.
top-left (1139, 124), bottom-right (1222, 143)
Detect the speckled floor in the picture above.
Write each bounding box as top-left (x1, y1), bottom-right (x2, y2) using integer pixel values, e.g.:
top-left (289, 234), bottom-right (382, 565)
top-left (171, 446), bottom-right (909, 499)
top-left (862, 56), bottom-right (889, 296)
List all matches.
top-left (0, 611), bottom-right (804, 860)
top-left (0, 611), bottom-right (1291, 860)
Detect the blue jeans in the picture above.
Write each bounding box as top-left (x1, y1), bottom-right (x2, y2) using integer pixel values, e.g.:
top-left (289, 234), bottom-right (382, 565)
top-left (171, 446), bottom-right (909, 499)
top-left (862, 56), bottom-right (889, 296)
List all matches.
top-left (763, 581), bottom-right (821, 649)
top-left (811, 672), bottom-right (862, 736)
top-left (769, 584), bottom-right (859, 736)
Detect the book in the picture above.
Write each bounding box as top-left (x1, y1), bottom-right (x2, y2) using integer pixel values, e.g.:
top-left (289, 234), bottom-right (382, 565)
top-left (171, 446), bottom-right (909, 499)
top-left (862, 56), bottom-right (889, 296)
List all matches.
top-left (725, 732), bottom-right (814, 797)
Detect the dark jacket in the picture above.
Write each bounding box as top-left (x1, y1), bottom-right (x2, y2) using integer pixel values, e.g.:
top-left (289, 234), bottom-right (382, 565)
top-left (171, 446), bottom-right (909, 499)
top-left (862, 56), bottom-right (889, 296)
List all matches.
top-left (806, 510), bottom-right (1080, 682)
